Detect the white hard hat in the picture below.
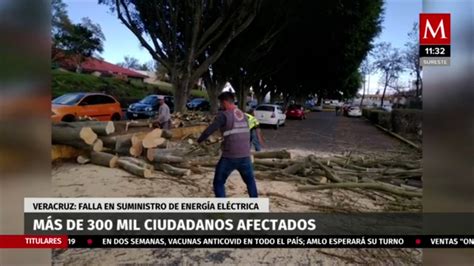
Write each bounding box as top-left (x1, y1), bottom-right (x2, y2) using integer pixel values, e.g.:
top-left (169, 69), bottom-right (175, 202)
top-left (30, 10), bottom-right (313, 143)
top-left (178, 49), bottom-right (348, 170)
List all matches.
top-left (157, 95), bottom-right (165, 100)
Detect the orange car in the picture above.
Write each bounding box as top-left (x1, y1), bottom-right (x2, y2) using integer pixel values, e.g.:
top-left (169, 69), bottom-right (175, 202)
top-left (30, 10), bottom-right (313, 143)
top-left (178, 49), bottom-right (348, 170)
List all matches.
top-left (52, 92), bottom-right (122, 122)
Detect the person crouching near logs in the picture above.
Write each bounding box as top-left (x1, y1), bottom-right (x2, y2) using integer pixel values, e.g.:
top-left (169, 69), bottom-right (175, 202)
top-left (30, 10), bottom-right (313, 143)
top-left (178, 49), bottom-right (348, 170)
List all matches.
top-left (197, 92), bottom-right (258, 198)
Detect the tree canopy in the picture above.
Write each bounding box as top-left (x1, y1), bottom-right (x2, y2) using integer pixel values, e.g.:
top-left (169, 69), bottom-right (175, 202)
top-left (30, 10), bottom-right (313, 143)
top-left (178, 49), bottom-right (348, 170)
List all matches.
top-left (100, 0), bottom-right (384, 111)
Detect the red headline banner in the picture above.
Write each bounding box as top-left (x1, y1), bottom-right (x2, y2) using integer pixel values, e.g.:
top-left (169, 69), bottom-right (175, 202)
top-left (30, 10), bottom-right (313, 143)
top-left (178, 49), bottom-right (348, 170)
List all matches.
top-left (0, 235), bottom-right (68, 249)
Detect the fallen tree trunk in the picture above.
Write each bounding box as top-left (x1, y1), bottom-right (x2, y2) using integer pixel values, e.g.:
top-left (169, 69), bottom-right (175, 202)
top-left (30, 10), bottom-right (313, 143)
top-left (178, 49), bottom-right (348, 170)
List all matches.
top-left (66, 121), bottom-right (115, 136)
top-left (52, 124), bottom-right (97, 148)
top-left (114, 135), bottom-right (134, 155)
top-left (120, 157), bottom-right (154, 170)
top-left (253, 150), bottom-right (291, 159)
top-left (142, 129), bottom-right (166, 149)
top-left (308, 156), bottom-right (343, 183)
top-left (90, 151), bottom-right (118, 168)
top-left (125, 120), bottom-right (153, 131)
top-left (129, 133), bottom-right (146, 157)
top-left (147, 149), bottom-right (184, 163)
top-left (298, 182), bottom-right (422, 198)
top-left (161, 130), bottom-right (173, 139)
top-left (91, 139), bottom-right (103, 152)
top-left (156, 163), bottom-right (191, 177)
top-left (117, 159), bottom-right (152, 178)
top-left (282, 162), bottom-right (307, 175)
top-left (253, 158), bottom-right (294, 168)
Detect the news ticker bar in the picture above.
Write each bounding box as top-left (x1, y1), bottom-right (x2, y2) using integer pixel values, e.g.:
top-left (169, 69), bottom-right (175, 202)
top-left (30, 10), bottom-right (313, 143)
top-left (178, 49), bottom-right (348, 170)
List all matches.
top-left (0, 235), bottom-right (472, 249)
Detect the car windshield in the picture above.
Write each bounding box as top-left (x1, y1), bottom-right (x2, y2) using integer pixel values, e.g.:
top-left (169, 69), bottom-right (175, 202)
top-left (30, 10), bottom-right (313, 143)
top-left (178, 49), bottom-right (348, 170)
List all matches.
top-left (140, 96), bottom-right (158, 105)
top-left (256, 105), bottom-right (275, 112)
top-left (52, 93), bottom-right (84, 105)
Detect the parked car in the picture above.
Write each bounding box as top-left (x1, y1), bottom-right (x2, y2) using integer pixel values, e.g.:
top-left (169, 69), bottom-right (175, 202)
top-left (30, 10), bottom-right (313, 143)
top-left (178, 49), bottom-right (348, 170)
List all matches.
top-left (52, 92), bottom-right (122, 122)
top-left (286, 104), bottom-right (306, 120)
top-left (127, 95), bottom-right (174, 119)
top-left (347, 106), bottom-right (362, 117)
top-left (186, 98), bottom-right (210, 111)
top-left (254, 104), bottom-right (286, 129)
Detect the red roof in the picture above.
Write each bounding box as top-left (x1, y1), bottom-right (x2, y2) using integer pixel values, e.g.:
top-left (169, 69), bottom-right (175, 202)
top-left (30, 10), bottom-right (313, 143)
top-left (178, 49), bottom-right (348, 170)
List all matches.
top-left (54, 51), bottom-right (148, 79)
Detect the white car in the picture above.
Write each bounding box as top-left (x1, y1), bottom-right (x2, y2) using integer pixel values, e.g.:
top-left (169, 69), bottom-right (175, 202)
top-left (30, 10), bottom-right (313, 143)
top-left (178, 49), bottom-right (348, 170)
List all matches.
top-left (347, 106), bottom-right (362, 117)
top-left (254, 104), bottom-right (286, 129)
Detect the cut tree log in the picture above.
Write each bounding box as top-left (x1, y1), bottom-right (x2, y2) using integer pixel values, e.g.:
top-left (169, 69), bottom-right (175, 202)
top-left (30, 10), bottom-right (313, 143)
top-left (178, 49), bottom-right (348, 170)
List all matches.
top-left (308, 156), bottom-right (343, 183)
top-left (282, 162), bottom-right (307, 175)
top-left (169, 125), bottom-right (207, 140)
top-left (91, 139), bottom-right (103, 152)
top-left (156, 163), bottom-right (191, 176)
top-left (66, 121), bottom-right (115, 136)
top-left (253, 150), bottom-right (291, 159)
top-left (129, 133), bottom-right (146, 157)
top-left (117, 159), bottom-right (152, 178)
top-left (161, 130), bottom-right (173, 139)
top-left (147, 149), bottom-right (184, 163)
top-left (76, 155), bottom-right (90, 164)
top-left (52, 145), bottom-right (86, 161)
top-left (114, 135), bottom-right (134, 155)
top-left (298, 182), bottom-right (422, 198)
top-left (120, 156), bottom-right (154, 170)
top-left (125, 120), bottom-right (153, 131)
top-left (90, 151), bottom-right (118, 168)
top-left (52, 124), bottom-right (97, 148)
top-left (142, 129), bottom-right (166, 148)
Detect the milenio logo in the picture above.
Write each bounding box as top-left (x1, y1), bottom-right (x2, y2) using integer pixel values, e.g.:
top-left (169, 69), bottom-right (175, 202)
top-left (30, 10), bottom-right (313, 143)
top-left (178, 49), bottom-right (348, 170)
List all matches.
top-left (419, 13), bottom-right (451, 66)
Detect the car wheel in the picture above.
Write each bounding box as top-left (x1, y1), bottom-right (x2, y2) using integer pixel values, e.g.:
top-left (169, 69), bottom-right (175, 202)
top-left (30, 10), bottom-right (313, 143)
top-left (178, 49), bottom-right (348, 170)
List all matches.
top-left (61, 114), bottom-right (75, 122)
top-left (111, 113), bottom-right (121, 121)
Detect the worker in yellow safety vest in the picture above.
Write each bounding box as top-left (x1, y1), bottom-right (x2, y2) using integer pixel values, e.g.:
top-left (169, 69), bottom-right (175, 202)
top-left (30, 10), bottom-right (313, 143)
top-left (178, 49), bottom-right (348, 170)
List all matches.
top-left (246, 111), bottom-right (265, 151)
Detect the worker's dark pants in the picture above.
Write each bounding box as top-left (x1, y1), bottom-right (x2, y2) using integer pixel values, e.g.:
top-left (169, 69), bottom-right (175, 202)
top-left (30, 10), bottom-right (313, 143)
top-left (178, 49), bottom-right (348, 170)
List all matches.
top-left (160, 120), bottom-right (171, 130)
top-left (213, 157), bottom-right (258, 198)
top-left (250, 128), bottom-right (262, 151)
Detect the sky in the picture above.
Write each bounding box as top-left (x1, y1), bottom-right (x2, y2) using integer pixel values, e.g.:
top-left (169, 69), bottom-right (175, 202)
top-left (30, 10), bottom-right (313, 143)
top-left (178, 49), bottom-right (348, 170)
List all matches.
top-left (64, 0), bottom-right (422, 94)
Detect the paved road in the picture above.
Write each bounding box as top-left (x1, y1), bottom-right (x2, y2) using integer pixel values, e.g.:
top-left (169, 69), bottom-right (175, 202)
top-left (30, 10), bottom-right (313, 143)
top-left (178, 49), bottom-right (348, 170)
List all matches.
top-left (260, 111), bottom-right (406, 153)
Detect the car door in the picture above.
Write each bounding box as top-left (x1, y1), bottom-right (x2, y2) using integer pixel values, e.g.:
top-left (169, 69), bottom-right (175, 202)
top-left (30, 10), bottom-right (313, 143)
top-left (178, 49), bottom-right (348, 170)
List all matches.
top-left (97, 95), bottom-right (120, 120)
top-left (77, 95), bottom-right (101, 119)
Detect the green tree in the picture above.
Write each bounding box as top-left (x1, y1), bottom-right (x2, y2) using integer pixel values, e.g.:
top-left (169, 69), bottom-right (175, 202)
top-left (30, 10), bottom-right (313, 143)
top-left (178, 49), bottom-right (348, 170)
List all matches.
top-left (51, 0), bottom-right (72, 36)
top-left (404, 22), bottom-right (422, 97)
top-left (53, 18), bottom-right (105, 72)
top-left (118, 55), bottom-right (141, 69)
top-left (373, 42), bottom-right (405, 107)
top-left (99, 0), bottom-right (260, 112)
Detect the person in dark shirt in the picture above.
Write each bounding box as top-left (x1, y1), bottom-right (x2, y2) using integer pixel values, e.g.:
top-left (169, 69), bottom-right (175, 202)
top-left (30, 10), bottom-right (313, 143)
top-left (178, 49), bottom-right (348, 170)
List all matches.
top-left (197, 92), bottom-right (258, 198)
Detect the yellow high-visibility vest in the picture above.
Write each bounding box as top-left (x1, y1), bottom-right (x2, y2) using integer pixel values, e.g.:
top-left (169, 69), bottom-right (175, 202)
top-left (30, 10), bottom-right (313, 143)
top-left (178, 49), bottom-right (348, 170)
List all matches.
top-left (245, 113), bottom-right (259, 129)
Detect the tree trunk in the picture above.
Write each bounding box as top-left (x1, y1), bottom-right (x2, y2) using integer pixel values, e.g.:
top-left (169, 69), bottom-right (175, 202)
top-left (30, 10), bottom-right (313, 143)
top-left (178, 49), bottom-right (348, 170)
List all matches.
top-left (207, 81), bottom-right (222, 115)
top-left (173, 77), bottom-right (192, 113)
top-left (117, 159), bottom-right (152, 178)
top-left (380, 72), bottom-right (389, 107)
top-left (68, 121), bottom-right (115, 136)
top-left (360, 77), bottom-right (366, 107)
top-left (146, 149), bottom-right (184, 163)
top-left (156, 163), bottom-right (191, 177)
top-left (52, 124), bottom-right (97, 149)
top-left (238, 85), bottom-right (249, 110)
top-left (90, 151), bottom-right (118, 168)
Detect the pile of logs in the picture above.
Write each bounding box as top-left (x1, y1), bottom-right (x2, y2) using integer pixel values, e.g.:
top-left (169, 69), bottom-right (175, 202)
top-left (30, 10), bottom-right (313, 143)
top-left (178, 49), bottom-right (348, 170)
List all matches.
top-left (52, 120), bottom-right (194, 178)
top-left (52, 118), bottom-right (422, 204)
